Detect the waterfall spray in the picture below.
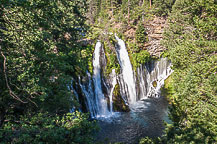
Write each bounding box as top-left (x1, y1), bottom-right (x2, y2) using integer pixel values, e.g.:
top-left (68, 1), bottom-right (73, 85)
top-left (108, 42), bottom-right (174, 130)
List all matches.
top-left (109, 69), bottom-right (117, 113)
top-left (92, 41), bottom-right (110, 117)
top-left (115, 34), bottom-right (137, 104)
top-left (77, 37), bottom-right (173, 120)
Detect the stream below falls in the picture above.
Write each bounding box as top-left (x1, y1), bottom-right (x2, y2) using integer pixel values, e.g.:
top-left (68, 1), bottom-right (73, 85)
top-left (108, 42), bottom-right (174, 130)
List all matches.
top-left (95, 97), bottom-right (171, 144)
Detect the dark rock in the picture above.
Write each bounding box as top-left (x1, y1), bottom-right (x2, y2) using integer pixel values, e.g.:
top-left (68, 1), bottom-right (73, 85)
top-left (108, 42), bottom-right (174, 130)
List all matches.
top-left (112, 84), bottom-right (130, 112)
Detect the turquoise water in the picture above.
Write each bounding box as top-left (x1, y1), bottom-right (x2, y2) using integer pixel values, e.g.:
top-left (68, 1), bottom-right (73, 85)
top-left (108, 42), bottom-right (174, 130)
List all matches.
top-left (95, 97), bottom-right (170, 144)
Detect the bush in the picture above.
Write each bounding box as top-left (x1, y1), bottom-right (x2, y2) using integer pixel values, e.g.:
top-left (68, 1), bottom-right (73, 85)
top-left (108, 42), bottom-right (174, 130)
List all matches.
top-left (131, 50), bottom-right (151, 69)
top-left (159, 0), bottom-right (217, 143)
top-left (136, 23), bottom-right (148, 44)
top-left (0, 112), bottom-right (98, 143)
top-left (153, 0), bottom-right (176, 16)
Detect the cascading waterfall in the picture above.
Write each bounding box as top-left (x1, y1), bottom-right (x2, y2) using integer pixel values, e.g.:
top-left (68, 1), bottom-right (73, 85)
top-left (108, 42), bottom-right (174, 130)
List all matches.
top-left (68, 79), bottom-right (81, 112)
top-left (75, 42), bottom-right (117, 118)
top-left (92, 41), bottom-right (110, 117)
top-left (145, 58), bottom-right (173, 98)
top-left (78, 72), bottom-right (97, 118)
top-left (71, 36), bottom-right (175, 143)
top-left (74, 36), bottom-right (173, 120)
top-left (115, 35), bottom-right (137, 104)
top-left (109, 69), bottom-right (117, 113)
top-left (136, 58), bottom-right (173, 99)
top-left (69, 80), bottom-right (79, 101)
top-left (137, 64), bottom-right (147, 100)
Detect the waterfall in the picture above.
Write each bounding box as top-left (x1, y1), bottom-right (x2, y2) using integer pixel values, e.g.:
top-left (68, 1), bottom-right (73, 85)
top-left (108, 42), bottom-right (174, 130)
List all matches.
top-left (144, 58), bottom-right (173, 98)
top-left (69, 80), bottom-right (79, 101)
top-left (68, 80), bottom-right (80, 112)
top-left (92, 41), bottom-right (110, 117)
top-left (76, 42), bottom-right (117, 118)
top-left (74, 36), bottom-right (173, 119)
top-left (137, 65), bottom-right (148, 100)
top-left (115, 35), bottom-right (137, 104)
top-left (109, 69), bottom-right (117, 113)
top-left (78, 72), bottom-right (97, 118)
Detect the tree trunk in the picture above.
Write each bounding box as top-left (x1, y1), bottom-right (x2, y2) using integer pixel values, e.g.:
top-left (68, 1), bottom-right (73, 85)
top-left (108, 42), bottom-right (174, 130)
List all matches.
top-left (150, 0), bottom-right (152, 8)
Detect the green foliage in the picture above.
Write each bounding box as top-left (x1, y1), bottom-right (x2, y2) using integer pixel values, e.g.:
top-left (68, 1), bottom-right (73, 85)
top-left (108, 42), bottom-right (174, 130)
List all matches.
top-left (0, 112), bottom-right (97, 143)
top-left (0, 1), bottom-right (97, 142)
top-left (160, 76), bottom-right (176, 103)
top-left (157, 0), bottom-right (217, 143)
top-left (138, 0), bottom-right (217, 143)
top-left (131, 50), bottom-right (151, 69)
top-left (160, 50), bottom-right (170, 58)
top-left (136, 22), bottom-right (148, 44)
top-left (153, 0), bottom-right (176, 16)
top-left (87, 0), bottom-right (154, 72)
top-left (0, 0), bottom-right (88, 118)
top-left (1, 0), bottom-right (216, 143)
top-left (112, 84), bottom-right (130, 112)
top-left (106, 52), bottom-right (121, 75)
top-left (140, 137), bottom-right (154, 144)
top-left (152, 81), bottom-right (157, 88)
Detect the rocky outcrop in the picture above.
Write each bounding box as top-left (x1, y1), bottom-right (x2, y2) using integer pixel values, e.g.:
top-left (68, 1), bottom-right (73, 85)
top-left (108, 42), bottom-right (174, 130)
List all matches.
top-left (144, 16), bottom-right (167, 57)
top-left (121, 16), bottom-right (167, 57)
top-left (112, 83), bottom-right (130, 112)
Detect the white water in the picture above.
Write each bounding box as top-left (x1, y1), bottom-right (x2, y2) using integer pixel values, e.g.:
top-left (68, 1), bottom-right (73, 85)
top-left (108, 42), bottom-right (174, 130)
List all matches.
top-left (75, 37), bottom-right (173, 120)
top-left (93, 41), bottom-right (110, 117)
top-left (69, 80), bottom-right (79, 101)
top-left (78, 72), bottom-right (97, 118)
top-left (115, 35), bottom-right (137, 104)
top-left (109, 69), bottom-right (117, 114)
top-left (136, 58), bottom-right (174, 99)
top-left (145, 58), bottom-right (174, 98)
top-left (137, 65), bottom-right (147, 100)
top-left (68, 80), bottom-right (81, 112)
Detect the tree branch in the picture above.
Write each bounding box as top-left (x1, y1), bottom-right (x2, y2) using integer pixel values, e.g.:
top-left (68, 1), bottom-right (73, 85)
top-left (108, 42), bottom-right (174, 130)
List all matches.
top-left (0, 47), bottom-right (27, 103)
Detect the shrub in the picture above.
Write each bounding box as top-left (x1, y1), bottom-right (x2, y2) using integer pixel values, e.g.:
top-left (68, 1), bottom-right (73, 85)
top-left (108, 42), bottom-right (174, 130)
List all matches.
top-left (0, 112), bottom-right (98, 143)
top-left (136, 23), bottom-right (148, 44)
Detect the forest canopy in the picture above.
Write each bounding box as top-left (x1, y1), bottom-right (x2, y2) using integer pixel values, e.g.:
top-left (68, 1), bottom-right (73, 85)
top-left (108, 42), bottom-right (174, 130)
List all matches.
top-left (0, 0), bottom-right (216, 143)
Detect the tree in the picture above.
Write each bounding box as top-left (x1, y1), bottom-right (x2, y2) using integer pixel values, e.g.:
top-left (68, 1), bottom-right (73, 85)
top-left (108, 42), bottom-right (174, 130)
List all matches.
top-left (152, 0), bottom-right (176, 16)
top-left (160, 0), bottom-right (217, 143)
top-left (0, 0), bottom-right (88, 126)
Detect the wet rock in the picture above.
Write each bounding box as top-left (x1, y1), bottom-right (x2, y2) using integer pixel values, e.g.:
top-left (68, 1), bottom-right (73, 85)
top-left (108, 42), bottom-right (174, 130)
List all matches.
top-left (112, 84), bottom-right (130, 112)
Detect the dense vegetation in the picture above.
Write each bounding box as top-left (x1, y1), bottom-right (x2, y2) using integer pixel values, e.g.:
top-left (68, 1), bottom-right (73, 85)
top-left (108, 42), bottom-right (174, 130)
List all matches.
top-left (0, 0), bottom-right (96, 143)
top-left (162, 0), bottom-right (216, 143)
top-left (0, 0), bottom-right (216, 143)
top-left (141, 0), bottom-right (217, 143)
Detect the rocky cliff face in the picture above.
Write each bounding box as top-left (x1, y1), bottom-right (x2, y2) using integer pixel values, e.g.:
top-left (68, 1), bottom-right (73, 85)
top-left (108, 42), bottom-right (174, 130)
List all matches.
top-left (80, 15), bottom-right (167, 58)
top-left (123, 16), bottom-right (167, 57)
top-left (145, 16), bottom-right (167, 57)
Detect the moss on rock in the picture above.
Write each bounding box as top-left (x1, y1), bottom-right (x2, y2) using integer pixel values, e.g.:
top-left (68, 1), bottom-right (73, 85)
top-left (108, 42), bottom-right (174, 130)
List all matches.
top-left (152, 81), bottom-right (157, 88)
top-left (112, 83), bottom-right (130, 112)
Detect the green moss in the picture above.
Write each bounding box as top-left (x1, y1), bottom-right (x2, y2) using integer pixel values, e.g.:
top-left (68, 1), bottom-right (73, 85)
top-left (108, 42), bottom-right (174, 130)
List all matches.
top-left (86, 44), bottom-right (95, 74)
top-left (103, 40), bottom-right (121, 77)
top-left (112, 84), bottom-right (130, 112)
top-left (131, 50), bottom-right (151, 70)
top-left (152, 81), bottom-right (157, 88)
top-left (160, 50), bottom-right (170, 58)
